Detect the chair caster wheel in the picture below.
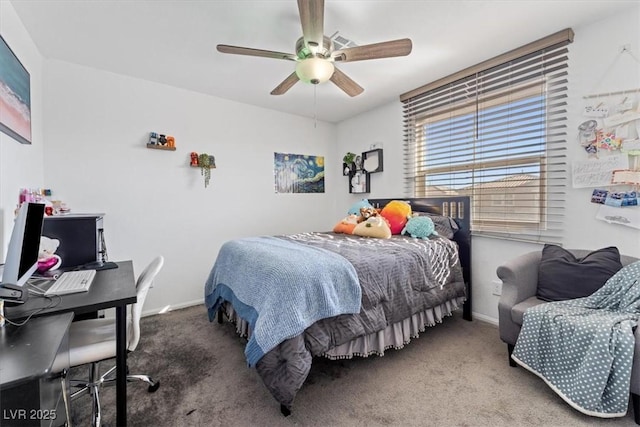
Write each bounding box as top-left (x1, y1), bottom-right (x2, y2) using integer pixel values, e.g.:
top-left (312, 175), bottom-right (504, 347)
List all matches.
top-left (148, 381), bottom-right (160, 393)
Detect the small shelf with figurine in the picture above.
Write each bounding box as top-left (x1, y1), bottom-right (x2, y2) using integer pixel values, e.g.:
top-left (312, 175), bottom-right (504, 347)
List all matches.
top-left (190, 152), bottom-right (216, 188)
top-left (147, 143), bottom-right (176, 151)
top-left (147, 132), bottom-right (176, 150)
top-left (343, 148), bottom-right (383, 193)
top-left (189, 152), bottom-right (216, 168)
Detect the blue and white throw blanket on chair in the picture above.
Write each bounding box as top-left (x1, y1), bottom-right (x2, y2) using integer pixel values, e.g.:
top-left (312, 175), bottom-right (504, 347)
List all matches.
top-left (512, 261), bottom-right (640, 417)
top-left (204, 236), bottom-right (361, 367)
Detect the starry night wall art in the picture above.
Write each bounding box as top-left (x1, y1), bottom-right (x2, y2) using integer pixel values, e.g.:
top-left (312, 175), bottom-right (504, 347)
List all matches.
top-left (274, 152), bottom-right (325, 193)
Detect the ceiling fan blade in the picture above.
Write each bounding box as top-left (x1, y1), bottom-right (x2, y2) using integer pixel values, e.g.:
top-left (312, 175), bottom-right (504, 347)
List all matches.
top-left (330, 68), bottom-right (364, 97)
top-left (271, 72), bottom-right (300, 95)
top-left (217, 44), bottom-right (298, 61)
top-left (297, 0), bottom-right (324, 52)
top-left (332, 38), bottom-right (413, 62)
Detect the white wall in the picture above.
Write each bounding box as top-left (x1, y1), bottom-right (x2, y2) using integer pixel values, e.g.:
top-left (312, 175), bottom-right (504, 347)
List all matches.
top-left (3, 1), bottom-right (639, 321)
top-left (334, 101), bottom-right (405, 208)
top-left (0, 1), bottom-right (45, 260)
top-left (336, 3), bottom-right (640, 324)
top-left (42, 61), bottom-right (338, 313)
top-left (565, 4), bottom-right (640, 252)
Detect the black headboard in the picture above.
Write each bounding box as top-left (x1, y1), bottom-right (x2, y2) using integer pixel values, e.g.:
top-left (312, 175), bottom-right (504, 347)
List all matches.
top-left (369, 197), bottom-right (472, 321)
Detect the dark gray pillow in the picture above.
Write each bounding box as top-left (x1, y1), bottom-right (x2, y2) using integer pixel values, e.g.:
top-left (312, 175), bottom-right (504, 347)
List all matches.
top-left (413, 212), bottom-right (459, 239)
top-left (537, 245), bottom-right (623, 302)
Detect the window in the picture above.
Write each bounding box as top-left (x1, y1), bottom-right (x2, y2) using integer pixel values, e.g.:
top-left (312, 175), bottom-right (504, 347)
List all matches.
top-left (401, 29), bottom-right (573, 244)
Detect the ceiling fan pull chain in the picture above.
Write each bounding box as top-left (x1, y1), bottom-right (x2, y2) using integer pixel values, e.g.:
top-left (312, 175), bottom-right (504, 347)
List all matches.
top-left (314, 84), bottom-right (318, 128)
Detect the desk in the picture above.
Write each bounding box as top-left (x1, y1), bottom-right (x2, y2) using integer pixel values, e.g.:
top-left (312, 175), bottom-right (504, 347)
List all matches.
top-left (0, 312), bottom-right (73, 427)
top-left (6, 260), bottom-right (137, 427)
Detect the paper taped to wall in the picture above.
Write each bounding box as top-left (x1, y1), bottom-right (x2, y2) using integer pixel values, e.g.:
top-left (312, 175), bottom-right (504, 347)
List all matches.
top-left (596, 204), bottom-right (640, 229)
top-left (612, 169), bottom-right (640, 185)
top-left (571, 154), bottom-right (629, 188)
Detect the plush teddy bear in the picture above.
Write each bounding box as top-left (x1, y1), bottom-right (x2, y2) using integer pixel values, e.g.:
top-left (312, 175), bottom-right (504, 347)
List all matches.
top-left (401, 216), bottom-right (438, 239)
top-left (37, 236), bottom-right (62, 272)
top-left (357, 206), bottom-right (379, 223)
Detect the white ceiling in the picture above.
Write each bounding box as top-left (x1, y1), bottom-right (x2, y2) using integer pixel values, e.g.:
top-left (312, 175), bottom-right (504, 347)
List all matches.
top-left (8, 0), bottom-right (636, 123)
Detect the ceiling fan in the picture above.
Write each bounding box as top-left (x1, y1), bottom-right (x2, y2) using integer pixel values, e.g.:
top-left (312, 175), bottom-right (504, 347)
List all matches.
top-left (216, 0), bottom-right (412, 97)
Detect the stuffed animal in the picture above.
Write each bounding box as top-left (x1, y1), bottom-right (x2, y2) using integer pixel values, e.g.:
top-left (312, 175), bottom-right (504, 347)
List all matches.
top-left (333, 214), bottom-right (359, 234)
top-left (37, 236), bottom-right (62, 272)
top-left (347, 199), bottom-right (373, 215)
top-left (401, 216), bottom-right (438, 239)
top-left (353, 215), bottom-right (392, 239)
top-left (357, 206), bottom-right (379, 223)
top-left (380, 200), bottom-right (412, 234)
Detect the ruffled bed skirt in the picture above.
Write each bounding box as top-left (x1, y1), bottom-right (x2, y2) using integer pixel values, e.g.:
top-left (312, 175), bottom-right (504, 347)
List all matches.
top-left (222, 296), bottom-right (466, 360)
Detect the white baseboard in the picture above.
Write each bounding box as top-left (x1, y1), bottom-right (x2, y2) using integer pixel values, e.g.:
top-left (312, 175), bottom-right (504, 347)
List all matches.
top-left (472, 311), bottom-right (498, 326)
top-left (142, 298), bottom-right (204, 317)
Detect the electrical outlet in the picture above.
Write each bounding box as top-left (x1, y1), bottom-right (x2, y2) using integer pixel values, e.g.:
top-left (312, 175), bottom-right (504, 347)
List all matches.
top-left (492, 280), bottom-right (502, 296)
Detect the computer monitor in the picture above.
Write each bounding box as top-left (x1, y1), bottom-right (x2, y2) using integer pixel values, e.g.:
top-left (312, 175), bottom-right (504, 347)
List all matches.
top-left (0, 202), bottom-right (45, 302)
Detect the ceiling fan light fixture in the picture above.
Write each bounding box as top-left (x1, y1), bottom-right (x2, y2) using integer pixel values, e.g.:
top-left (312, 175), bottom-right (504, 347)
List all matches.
top-left (295, 57), bottom-right (335, 85)
top-left (217, 1), bottom-right (412, 96)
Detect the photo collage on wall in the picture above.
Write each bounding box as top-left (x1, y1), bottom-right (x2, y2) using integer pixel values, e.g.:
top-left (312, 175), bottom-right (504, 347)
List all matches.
top-left (573, 88), bottom-right (640, 229)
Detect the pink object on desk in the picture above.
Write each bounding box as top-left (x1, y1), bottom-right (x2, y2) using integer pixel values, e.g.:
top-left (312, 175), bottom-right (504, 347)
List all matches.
top-left (37, 255), bottom-right (62, 273)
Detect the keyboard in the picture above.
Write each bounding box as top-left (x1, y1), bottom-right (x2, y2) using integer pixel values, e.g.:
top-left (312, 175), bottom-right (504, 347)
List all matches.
top-left (44, 269), bottom-right (97, 296)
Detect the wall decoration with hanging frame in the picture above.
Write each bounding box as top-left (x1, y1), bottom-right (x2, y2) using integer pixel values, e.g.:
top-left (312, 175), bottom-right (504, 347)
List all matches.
top-left (349, 170), bottom-right (369, 194)
top-left (362, 148), bottom-right (383, 173)
top-left (578, 45), bottom-right (640, 229)
top-left (347, 148), bottom-right (383, 193)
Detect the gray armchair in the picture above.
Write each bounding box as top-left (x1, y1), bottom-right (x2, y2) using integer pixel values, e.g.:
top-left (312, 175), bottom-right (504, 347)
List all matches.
top-left (497, 249), bottom-right (640, 423)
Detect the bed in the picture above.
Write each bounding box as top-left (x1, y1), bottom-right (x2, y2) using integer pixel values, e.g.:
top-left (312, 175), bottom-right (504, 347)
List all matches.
top-left (204, 197), bottom-right (472, 415)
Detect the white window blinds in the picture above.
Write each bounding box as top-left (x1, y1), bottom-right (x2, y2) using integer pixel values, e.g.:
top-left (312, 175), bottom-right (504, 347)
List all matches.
top-left (401, 29), bottom-right (574, 244)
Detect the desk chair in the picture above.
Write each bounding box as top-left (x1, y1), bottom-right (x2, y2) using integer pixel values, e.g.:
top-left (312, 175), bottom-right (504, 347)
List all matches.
top-left (68, 256), bottom-right (164, 426)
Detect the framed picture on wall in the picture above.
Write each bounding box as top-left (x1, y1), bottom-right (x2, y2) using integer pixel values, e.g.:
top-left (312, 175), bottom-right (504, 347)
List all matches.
top-left (0, 35), bottom-right (32, 145)
top-left (274, 152), bottom-right (325, 193)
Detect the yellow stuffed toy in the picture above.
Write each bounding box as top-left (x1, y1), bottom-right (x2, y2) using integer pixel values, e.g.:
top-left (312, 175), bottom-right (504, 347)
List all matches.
top-left (380, 200), bottom-right (412, 234)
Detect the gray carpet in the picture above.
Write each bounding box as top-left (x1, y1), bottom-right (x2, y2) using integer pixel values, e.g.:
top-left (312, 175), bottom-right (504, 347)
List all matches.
top-left (70, 305), bottom-right (638, 426)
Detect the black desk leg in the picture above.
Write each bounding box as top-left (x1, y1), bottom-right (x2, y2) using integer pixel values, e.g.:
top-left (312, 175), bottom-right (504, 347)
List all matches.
top-left (116, 305), bottom-right (127, 426)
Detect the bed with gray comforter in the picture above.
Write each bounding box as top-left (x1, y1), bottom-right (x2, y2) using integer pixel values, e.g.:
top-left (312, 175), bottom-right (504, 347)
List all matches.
top-left (205, 196), bottom-right (471, 415)
top-left (205, 228), bottom-right (467, 414)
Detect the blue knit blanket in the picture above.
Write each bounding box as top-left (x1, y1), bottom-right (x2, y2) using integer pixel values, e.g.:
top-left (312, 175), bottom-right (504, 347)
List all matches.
top-left (512, 261), bottom-right (640, 417)
top-left (204, 236), bottom-right (361, 367)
